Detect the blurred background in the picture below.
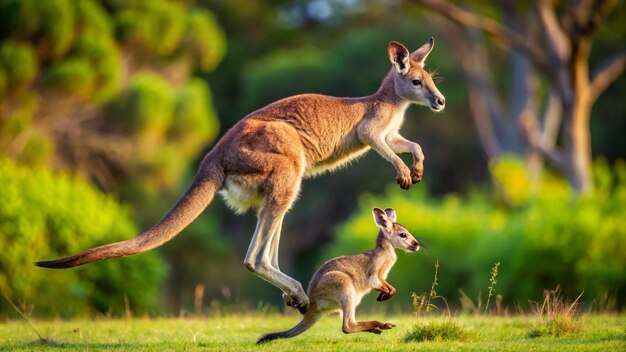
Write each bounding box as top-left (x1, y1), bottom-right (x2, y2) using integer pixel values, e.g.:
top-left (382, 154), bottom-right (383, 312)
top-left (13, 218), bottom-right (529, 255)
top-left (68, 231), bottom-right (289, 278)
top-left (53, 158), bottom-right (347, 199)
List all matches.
top-left (1, 0), bottom-right (625, 318)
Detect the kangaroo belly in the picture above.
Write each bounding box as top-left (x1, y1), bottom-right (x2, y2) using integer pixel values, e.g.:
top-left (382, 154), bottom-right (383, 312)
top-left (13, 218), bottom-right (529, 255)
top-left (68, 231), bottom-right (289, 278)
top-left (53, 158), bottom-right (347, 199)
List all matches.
top-left (218, 177), bottom-right (263, 214)
top-left (305, 144), bottom-right (370, 178)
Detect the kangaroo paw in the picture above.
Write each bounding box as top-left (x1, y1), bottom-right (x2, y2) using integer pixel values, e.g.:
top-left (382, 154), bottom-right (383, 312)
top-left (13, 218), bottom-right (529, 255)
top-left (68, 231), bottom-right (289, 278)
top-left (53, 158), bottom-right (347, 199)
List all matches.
top-left (282, 292), bottom-right (309, 314)
top-left (382, 322), bottom-right (395, 330)
top-left (376, 292), bottom-right (390, 301)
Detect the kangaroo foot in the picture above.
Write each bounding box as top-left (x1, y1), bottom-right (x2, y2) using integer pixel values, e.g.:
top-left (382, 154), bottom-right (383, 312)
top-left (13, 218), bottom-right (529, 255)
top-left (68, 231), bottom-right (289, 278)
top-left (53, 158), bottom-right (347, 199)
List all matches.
top-left (411, 160), bottom-right (423, 184)
top-left (282, 292), bottom-right (309, 314)
top-left (382, 322), bottom-right (395, 329)
top-left (371, 322), bottom-right (394, 334)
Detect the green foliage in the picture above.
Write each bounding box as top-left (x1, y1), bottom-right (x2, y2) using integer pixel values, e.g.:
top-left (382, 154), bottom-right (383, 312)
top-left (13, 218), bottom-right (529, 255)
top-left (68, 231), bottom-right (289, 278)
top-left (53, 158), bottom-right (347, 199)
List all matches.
top-left (326, 157), bottom-right (626, 310)
top-left (116, 0), bottom-right (186, 57)
top-left (112, 73), bottom-right (175, 137)
top-left (20, 132), bottom-right (54, 165)
top-left (1, 0), bottom-right (225, 173)
top-left (404, 319), bottom-right (472, 342)
top-left (171, 78), bottom-right (220, 156)
top-left (74, 0), bottom-right (113, 37)
top-left (0, 160), bottom-right (167, 317)
top-left (71, 32), bottom-right (121, 102)
top-left (0, 93), bottom-right (37, 140)
top-left (45, 58), bottom-right (96, 98)
top-left (0, 41), bottom-right (37, 95)
top-left (184, 10), bottom-right (226, 71)
top-left (241, 49), bottom-right (329, 112)
top-left (0, 0), bottom-right (74, 59)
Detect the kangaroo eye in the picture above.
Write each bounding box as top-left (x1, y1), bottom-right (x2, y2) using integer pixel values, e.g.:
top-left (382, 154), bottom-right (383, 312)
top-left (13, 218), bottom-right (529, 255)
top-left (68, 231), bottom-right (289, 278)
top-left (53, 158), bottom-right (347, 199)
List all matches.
top-left (411, 79), bottom-right (422, 86)
top-left (399, 232), bottom-right (407, 238)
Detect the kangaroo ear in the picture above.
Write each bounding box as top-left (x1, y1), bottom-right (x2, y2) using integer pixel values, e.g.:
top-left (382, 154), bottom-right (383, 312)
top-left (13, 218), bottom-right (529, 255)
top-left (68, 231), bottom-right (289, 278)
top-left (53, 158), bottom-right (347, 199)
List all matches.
top-left (384, 208), bottom-right (397, 223)
top-left (410, 37), bottom-right (434, 67)
top-left (372, 208), bottom-right (393, 232)
top-left (388, 41), bottom-right (410, 75)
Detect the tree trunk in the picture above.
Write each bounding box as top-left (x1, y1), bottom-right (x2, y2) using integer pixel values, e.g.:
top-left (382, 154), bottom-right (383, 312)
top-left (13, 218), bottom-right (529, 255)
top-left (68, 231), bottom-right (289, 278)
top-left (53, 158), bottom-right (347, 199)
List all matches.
top-left (563, 39), bottom-right (593, 193)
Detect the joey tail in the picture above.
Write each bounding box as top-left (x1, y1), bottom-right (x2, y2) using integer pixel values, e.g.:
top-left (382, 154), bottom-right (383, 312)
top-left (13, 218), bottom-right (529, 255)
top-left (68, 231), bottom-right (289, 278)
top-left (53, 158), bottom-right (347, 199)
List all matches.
top-left (257, 311), bottom-right (320, 344)
top-left (36, 167), bottom-right (224, 269)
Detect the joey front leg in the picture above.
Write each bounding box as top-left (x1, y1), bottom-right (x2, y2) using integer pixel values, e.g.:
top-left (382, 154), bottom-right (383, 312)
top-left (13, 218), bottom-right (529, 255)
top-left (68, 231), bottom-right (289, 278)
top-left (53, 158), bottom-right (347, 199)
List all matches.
top-left (361, 135), bottom-right (412, 190)
top-left (376, 281), bottom-right (397, 302)
top-left (387, 133), bottom-right (425, 184)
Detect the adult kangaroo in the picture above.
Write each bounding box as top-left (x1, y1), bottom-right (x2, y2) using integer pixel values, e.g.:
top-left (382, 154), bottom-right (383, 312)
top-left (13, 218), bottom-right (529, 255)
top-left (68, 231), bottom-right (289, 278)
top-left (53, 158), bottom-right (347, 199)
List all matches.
top-left (36, 38), bottom-right (445, 314)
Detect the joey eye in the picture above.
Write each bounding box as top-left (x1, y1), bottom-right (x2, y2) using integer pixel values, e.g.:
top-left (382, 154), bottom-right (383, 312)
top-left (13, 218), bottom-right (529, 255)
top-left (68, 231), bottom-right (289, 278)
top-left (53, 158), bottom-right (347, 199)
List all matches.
top-left (411, 79), bottom-right (422, 86)
top-left (399, 232), bottom-right (407, 238)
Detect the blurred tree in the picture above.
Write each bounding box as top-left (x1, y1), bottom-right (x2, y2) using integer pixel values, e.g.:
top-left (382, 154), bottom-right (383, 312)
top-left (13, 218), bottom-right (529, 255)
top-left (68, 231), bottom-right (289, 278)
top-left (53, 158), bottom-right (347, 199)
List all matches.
top-left (412, 0), bottom-right (626, 194)
top-left (0, 0), bottom-right (227, 314)
top-left (0, 0), bottom-right (225, 197)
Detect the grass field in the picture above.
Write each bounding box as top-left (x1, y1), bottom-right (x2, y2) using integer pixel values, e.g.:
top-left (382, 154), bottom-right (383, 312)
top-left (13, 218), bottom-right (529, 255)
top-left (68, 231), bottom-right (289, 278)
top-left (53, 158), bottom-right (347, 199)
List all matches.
top-left (1, 314), bottom-right (624, 351)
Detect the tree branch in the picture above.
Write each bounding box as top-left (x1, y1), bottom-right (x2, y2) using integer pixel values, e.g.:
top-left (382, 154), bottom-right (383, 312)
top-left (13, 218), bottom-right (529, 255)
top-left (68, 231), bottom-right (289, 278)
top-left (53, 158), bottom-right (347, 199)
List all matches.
top-left (434, 20), bottom-right (503, 159)
top-left (413, 0), bottom-right (552, 77)
top-left (535, 0), bottom-right (571, 62)
top-left (540, 89), bottom-right (562, 148)
top-left (589, 48), bottom-right (626, 102)
top-left (519, 110), bottom-right (567, 169)
top-left (577, 0), bottom-right (617, 37)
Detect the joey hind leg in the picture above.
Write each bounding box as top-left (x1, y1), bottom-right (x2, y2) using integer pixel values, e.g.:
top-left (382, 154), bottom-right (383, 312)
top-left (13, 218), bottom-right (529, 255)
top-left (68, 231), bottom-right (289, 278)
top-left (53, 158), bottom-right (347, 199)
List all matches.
top-left (340, 291), bottom-right (395, 334)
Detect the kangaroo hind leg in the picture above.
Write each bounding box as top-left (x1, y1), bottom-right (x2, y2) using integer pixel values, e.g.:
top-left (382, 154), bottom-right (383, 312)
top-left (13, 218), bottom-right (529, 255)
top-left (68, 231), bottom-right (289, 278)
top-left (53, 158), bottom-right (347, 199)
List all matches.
top-left (243, 154), bottom-right (308, 313)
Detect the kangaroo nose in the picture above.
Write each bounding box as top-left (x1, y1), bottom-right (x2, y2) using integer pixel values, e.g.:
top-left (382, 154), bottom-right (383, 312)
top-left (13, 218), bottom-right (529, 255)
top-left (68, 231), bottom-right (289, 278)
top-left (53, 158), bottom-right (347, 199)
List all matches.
top-left (436, 98), bottom-right (445, 107)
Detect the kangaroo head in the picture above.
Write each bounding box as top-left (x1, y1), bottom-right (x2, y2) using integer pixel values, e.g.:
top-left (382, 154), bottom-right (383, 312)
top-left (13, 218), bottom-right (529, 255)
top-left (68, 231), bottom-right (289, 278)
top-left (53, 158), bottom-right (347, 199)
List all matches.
top-left (372, 207), bottom-right (420, 252)
top-left (387, 38), bottom-right (445, 112)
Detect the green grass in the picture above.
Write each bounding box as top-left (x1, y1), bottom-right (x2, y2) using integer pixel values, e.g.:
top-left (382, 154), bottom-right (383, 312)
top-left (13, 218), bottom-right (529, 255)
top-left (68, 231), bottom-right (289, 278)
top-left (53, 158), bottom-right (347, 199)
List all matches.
top-left (404, 319), bottom-right (472, 342)
top-left (1, 314), bottom-right (625, 351)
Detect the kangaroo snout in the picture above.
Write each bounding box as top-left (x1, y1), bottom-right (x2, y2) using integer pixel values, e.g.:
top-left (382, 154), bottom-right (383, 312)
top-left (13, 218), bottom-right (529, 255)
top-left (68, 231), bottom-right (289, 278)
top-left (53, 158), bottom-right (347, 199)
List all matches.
top-left (410, 240), bottom-right (420, 252)
top-left (430, 96), bottom-right (445, 112)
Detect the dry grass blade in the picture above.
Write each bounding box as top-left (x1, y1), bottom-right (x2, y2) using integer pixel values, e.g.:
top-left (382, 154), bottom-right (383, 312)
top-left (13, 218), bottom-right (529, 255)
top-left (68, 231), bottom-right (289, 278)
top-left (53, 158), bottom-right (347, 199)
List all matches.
top-left (1, 293), bottom-right (57, 345)
top-left (527, 287), bottom-right (583, 338)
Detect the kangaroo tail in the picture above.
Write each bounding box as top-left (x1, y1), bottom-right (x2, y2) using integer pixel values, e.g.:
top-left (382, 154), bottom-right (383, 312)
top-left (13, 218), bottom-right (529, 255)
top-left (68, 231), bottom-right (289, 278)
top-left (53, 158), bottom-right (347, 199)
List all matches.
top-left (35, 166), bottom-right (224, 269)
top-left (257, 311), bottom-right (320, 344)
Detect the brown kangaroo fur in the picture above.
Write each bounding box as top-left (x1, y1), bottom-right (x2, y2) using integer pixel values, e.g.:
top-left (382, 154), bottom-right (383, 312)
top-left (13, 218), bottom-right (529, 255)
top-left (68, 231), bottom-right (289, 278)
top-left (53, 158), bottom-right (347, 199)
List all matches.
top-left (36, 39), bottom-right (444, 313)
top-left (257, 208), bottom-right (419, 343)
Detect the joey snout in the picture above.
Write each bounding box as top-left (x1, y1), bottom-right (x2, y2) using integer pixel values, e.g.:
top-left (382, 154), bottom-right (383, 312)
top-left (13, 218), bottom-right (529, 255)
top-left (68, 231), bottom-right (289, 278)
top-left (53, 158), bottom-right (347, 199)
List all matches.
top-left (409, 240), bottom-right (420, 252)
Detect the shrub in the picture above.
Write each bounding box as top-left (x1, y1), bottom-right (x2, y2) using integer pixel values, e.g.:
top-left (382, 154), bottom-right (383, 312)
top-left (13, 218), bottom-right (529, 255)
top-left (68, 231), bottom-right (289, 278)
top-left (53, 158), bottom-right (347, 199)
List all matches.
top-left (0, 160), bottom-right (167, 317)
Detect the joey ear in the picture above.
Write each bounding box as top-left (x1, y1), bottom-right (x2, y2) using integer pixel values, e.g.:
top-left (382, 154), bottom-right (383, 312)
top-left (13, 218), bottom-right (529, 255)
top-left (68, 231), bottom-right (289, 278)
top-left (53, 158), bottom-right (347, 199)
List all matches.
top-left (384, 208), bottom-right (397, 223)
top-left (372, 208), bottom-right (393, 232)
top-left (388, 41), bottom-right (410, 75)
top-left (410, 37), bottom-right (434, 67)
